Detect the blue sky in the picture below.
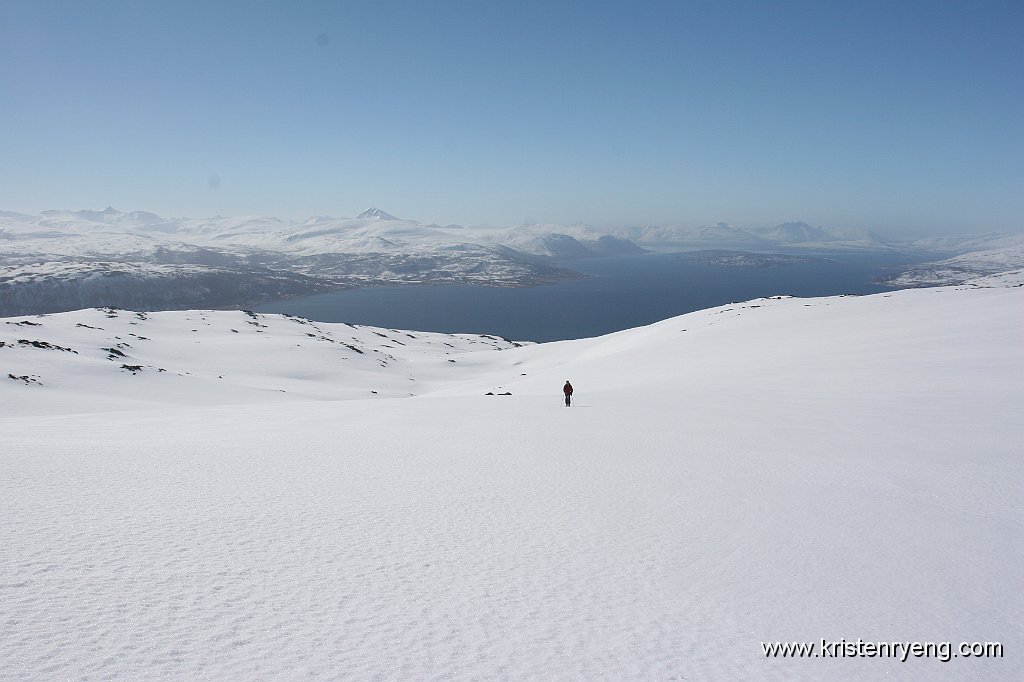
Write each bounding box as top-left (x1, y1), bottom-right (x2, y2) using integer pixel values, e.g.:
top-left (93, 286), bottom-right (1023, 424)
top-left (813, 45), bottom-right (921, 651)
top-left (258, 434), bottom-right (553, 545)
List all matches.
top-left (2, 0), bottom-right (1021, 236)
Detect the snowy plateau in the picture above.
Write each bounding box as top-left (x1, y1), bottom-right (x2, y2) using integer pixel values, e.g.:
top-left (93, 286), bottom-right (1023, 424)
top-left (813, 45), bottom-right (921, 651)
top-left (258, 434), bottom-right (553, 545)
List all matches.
top-left (1, 274), bottom-right (1022, 680)
top-left (4, 207), bottom-right (1023, 317)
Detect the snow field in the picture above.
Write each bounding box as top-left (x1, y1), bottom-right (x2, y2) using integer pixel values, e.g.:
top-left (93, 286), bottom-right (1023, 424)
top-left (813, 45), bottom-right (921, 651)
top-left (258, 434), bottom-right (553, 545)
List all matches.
top-left (0, 307), bottom-right (522, 414)
top-left (1, 284), bottom-right (1022, 680)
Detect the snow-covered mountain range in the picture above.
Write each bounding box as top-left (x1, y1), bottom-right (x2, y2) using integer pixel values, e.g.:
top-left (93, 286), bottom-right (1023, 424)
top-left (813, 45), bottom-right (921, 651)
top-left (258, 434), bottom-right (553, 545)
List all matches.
top-left (883, 233), bottom-right (1024, 287)
top-left (0, 207), bottom-right (645, 316)
top-left (2, 280), bottom-right (1021, 680)
top-left (3, 207), bottom-right (1022, 316)
top-left (608, 220), bottom-right (897, 251)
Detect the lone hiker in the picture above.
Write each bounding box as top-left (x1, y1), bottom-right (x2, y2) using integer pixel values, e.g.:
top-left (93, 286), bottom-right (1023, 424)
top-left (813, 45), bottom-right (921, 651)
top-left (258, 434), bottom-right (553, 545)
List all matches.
top-left (563, 380), bottom-right (573, 407)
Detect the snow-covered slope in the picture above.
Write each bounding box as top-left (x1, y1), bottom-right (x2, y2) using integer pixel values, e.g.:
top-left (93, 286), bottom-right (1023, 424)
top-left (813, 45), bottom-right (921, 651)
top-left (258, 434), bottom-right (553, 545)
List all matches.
top-left (355, 207), bottom-right (401, 221)
top-left (2, 284), bottom-right (1021, 680)
top-left (887, 234), bottom-right (1024, 287)
top-left (0, 307), bottom-right (525, 414)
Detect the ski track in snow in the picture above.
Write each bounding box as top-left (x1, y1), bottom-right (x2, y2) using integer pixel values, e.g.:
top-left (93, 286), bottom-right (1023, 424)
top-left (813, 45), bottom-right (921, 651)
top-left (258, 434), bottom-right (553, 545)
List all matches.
top-left (1, 285), bottom-right (1022, 681)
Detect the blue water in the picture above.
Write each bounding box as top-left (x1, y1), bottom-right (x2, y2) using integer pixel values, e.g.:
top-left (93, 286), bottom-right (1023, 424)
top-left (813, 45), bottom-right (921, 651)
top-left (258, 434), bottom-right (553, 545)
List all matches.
top-left (253, 251), bottom-right (916, 342)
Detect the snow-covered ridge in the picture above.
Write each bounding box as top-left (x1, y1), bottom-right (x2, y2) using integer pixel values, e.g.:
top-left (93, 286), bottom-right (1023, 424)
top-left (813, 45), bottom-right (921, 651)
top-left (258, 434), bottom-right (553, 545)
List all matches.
top-left (4, 280), bottom-right (1021, 418)
top-left (1, 306), bottom-right (525, 414)
top-left (355, 206), bottom-right (401, 221)
top-left (884, 233), bottom-right (1024, 287)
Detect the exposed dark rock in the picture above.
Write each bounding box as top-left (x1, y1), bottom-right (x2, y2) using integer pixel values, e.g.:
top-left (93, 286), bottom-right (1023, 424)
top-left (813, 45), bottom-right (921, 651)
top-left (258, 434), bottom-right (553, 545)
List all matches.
top-left (17, 339), bottom-right (77, 353)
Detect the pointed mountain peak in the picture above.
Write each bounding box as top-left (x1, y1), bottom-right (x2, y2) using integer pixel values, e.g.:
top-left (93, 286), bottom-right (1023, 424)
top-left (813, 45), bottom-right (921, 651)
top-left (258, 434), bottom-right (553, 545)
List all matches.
top-left (356, 207), bottom-right (400, 221)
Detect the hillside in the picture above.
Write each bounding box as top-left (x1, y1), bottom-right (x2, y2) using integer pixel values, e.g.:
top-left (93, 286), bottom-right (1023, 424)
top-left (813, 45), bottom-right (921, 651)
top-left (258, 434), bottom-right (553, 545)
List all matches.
top-left (2, 284), bottom-right (1022, 680)
top-left (0, 307), bottom-right (524, 414)
top-left (886, 234), bottom-right (1024, 287)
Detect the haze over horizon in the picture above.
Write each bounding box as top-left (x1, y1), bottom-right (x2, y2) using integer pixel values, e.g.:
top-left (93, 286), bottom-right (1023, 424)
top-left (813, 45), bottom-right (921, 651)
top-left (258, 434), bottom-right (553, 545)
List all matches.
top-left (2, 0), bottom-right (1021, 237)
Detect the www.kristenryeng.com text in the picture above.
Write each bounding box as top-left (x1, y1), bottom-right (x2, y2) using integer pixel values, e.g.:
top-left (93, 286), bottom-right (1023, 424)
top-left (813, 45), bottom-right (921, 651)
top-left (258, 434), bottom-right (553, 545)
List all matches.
top-left (762, 638), bottom-right (1003, 663)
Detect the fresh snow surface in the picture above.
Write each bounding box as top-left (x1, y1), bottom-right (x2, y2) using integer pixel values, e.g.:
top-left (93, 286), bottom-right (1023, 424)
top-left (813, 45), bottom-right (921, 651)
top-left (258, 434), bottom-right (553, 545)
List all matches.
top-left (2, 285), bottom-right (1022, 680)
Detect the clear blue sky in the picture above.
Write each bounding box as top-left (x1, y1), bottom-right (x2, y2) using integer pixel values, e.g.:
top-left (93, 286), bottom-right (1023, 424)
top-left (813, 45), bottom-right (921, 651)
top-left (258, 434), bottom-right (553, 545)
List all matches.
top-left (2, 0), bottom-right (1021, 236)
